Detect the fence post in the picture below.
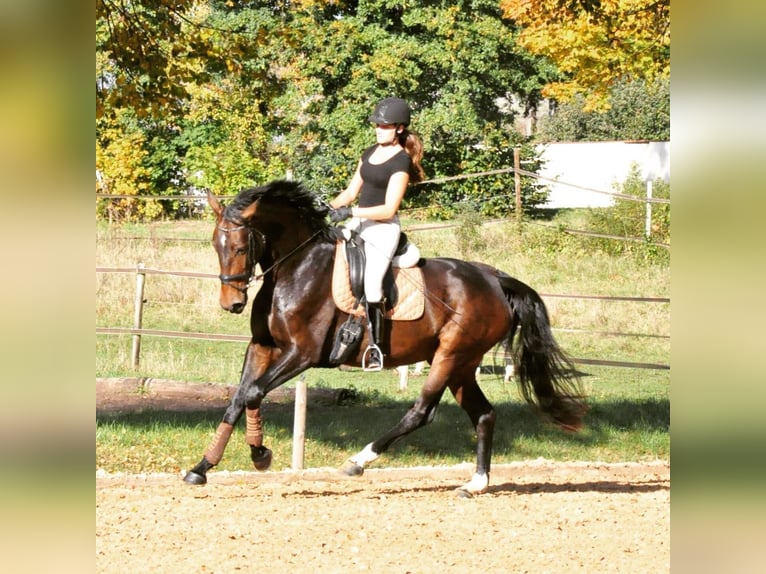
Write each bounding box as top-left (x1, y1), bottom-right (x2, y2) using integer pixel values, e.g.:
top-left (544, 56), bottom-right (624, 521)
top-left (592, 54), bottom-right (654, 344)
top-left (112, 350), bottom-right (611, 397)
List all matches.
top-left (645, 180), bottom-right (653, 238)
top-left (292, 374), bottom-right (307, 470)
top-left (131, 263), bottom-right (146, 369)
top-left (514, 147), bottom-right (522, 231)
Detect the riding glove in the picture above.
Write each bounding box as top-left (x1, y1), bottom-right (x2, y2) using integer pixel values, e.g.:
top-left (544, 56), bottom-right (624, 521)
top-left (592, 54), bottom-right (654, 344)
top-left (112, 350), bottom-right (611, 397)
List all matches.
top-left (326, 226), bottom-right (346, 241)
top-left (329, 206), bottom-right (352, 223)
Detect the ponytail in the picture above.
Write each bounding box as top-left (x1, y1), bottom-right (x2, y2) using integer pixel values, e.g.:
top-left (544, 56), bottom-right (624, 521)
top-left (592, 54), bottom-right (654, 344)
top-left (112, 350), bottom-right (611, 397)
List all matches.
top-left (397, 129), bottom-right (425, 184)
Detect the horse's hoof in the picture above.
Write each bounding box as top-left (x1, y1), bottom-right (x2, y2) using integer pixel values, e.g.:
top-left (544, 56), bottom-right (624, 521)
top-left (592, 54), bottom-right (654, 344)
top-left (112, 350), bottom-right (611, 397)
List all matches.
top-left (251, 446), bottom-right (273, 471)
top-left (183, 470), bottom-right (207, 485)
top-left (340, 462), bottom-right (364, 477)
top-left (455, 488), bottom-right (474, 499)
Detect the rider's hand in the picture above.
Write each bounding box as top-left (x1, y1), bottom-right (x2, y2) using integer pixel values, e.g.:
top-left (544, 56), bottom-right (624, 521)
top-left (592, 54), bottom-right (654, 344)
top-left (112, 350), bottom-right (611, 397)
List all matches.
top-left (329, 206), bottom-right (352, 223)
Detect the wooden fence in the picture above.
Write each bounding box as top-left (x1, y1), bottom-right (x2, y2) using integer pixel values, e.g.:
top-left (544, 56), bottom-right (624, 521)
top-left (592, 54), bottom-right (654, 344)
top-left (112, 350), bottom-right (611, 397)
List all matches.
top-left (96, 264), bottom-right (670, 372)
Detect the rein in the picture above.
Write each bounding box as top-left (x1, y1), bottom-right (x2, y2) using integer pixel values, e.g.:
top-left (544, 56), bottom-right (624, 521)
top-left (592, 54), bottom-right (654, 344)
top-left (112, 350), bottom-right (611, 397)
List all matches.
top-left (217, 221), bottom-right (321, 292)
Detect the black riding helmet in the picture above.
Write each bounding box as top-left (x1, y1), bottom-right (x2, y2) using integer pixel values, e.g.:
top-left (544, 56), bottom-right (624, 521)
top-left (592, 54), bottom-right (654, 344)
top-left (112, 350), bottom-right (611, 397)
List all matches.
top-left (368, 97), bottom-right (411, 126)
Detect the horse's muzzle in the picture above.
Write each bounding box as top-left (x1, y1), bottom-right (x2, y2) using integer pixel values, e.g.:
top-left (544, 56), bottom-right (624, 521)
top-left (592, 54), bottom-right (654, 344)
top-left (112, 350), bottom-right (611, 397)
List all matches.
top-left (226, 300), bottom-right (246, 314)
top-left (219, 286), bottom-right (247, 314)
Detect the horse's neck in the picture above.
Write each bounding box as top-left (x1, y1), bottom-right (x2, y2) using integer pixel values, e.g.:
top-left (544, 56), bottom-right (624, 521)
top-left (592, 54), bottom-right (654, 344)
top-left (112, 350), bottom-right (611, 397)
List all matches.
top-left (259, 225), bottom-right (328, 272)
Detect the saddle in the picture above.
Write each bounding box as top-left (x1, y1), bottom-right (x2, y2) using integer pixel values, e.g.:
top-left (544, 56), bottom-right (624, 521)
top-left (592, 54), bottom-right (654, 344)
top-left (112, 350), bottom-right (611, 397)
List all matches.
top-left (331, 231), bottom-right (425, 321)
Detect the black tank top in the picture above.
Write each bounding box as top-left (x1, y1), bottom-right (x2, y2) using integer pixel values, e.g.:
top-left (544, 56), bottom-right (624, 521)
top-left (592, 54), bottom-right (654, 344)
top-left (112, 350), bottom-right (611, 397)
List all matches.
top-left (358, 145), bottom-right (412, 208)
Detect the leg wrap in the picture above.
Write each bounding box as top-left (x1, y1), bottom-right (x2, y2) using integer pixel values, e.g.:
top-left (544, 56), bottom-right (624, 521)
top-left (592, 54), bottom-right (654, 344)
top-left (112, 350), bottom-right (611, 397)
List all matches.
top-left (204, 422), bottom-right (234, 465)
top-left (245, 407), bottom-right (264, 447)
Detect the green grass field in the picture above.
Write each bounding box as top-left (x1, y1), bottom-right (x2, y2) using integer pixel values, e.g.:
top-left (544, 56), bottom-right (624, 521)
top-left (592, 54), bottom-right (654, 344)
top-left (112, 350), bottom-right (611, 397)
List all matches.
top-left (96, 214), bottom-right (669, 474)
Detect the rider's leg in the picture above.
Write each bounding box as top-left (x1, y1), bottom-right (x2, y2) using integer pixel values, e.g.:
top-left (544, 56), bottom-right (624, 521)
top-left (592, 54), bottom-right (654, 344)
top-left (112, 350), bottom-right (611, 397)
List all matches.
top-left (359, 218), bottom-right (399, 371)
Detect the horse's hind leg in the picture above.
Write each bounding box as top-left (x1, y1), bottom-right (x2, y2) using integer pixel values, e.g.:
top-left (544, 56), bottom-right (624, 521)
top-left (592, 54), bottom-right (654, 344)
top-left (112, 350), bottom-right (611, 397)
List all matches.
top-left (448, 375), bottom-right (496, 496)
top-left (341, 382), bottom-right (447, 476)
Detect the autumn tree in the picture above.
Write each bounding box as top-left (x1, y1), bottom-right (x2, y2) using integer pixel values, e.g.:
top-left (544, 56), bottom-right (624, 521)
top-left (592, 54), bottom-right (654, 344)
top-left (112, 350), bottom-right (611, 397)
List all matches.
top-left (96, 0), bottom-right (210, 119)
top-left (499, 0), bottom-right (670, 111)
top-left (97, 0), bottom-right (300, 213)
top-left (96, 110), bottom-right (159, 221)
top-left (97, 0), bottom-right (555, 220)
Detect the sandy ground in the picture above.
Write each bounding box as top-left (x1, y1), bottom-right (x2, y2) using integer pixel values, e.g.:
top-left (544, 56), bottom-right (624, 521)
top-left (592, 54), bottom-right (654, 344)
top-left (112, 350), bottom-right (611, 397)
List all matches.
top-left (96, 460), bottom-right (669, 574)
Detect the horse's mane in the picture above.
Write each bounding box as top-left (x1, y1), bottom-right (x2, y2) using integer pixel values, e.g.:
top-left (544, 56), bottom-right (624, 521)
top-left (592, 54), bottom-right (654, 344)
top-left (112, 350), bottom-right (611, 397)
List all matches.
top-left (224, 180), bottom-right (330, 233)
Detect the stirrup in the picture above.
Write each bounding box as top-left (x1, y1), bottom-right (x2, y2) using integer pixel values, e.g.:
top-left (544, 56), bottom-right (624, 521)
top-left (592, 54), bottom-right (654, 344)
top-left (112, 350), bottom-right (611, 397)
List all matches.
top-left (362, 344), bottom-right (383, 372)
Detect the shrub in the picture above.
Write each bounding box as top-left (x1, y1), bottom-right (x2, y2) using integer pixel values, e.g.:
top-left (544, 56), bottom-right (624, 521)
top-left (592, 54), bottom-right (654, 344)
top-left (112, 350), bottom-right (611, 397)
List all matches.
top-left (581, 164), bottom-right (670, 264)
top-left (454, 205), bottom-right (487, 257)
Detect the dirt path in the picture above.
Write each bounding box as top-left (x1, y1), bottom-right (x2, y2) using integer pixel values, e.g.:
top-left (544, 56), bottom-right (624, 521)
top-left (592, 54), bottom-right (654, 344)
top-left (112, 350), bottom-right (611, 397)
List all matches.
top-left (96, 460), bottom-right (669, 573)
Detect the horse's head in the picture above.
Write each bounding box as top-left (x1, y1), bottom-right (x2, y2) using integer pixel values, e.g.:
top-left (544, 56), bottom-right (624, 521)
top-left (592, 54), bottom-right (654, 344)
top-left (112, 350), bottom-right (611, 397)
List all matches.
top-left (207, 190), bottom-right (263, 313)
top-left (208, 180), bottom-right (333, 312)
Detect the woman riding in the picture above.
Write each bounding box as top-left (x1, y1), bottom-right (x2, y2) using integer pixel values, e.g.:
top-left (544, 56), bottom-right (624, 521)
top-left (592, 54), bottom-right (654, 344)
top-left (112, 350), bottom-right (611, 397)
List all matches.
top-left (328, 97), bottom-right (425, 370)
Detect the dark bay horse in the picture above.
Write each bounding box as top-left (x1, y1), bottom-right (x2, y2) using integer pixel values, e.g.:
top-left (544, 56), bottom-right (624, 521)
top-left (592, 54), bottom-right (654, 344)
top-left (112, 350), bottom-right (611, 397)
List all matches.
top-left (183, 180), bottom-right (586, 494)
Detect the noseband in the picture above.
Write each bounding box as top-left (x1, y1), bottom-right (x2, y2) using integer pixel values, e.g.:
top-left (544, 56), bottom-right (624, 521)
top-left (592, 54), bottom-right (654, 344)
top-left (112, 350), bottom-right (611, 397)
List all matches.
top-left (216, 222), bottom-right (264, 293)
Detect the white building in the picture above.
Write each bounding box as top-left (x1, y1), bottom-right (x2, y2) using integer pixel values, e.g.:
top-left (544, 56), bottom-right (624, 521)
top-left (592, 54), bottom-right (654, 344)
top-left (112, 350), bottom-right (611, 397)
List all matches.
top-left (536, 141), bottom-right (670, 208)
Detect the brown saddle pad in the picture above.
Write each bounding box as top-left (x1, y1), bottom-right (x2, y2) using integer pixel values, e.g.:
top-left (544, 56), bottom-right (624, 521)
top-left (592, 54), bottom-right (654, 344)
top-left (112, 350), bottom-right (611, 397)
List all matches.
top-left (331, 242), bottom-right (425, 321)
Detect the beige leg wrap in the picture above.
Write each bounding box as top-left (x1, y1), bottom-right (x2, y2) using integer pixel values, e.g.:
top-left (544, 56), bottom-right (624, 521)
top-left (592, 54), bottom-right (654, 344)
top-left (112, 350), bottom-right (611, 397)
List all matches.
top-left (245, 408), bottom-right (264, 447)
top-left (203, 422), bottom-right (234, 465)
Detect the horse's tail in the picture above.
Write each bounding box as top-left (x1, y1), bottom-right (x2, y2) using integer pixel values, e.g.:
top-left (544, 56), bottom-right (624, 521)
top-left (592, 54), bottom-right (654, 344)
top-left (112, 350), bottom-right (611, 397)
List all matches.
top-left (497, 273), bottom-right (587, 432)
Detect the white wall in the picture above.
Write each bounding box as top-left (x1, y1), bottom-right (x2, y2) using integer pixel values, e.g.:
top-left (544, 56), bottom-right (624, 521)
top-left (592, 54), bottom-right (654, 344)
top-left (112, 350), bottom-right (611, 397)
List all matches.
top-left (536, 141), bottom-right (670, 208)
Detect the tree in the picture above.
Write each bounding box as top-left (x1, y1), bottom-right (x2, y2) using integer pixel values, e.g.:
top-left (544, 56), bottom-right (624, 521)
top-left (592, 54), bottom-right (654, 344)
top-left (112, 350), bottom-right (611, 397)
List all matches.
top-left (97, 1), bottom-right (301, 212)
top-left (96, 0), bottom-right (332, 120)
top-left (97, 0), bottom-right (555, 220)
top-left (97, 0), bottom-right (208, 118)
top-left (278, 0), bottom-right (553, 217)
top-left (535, 76), bottom-right (670, 141)
top-left (96, 110), bottom-right (160, 221)
top-left (499, 0), bottom-right (670, 111)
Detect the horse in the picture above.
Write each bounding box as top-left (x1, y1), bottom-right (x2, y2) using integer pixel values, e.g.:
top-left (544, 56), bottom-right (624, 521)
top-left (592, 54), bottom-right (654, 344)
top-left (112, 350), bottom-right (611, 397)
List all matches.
top-left (183, 180), bottom-right (586, 494)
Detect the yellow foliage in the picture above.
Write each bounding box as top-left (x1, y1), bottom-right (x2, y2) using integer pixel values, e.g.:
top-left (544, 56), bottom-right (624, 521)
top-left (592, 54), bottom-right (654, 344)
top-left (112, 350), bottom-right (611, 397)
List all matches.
top-left (96, 115), bottom-right (153, 222)
top-left (500, 0), bottom-right (670, 111)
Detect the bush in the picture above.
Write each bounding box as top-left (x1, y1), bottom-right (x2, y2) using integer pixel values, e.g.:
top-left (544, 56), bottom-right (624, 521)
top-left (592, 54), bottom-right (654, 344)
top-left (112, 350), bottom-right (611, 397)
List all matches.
top-left (580, 165), bottom-right (670, 264)
top-left (454, 204), bottom-right (487, 257)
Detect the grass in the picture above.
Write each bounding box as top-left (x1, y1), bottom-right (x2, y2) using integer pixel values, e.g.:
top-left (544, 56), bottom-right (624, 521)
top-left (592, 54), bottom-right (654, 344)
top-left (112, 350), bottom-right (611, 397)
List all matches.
top-left (96, 365), bottom-right (668, 474)
top-left (96, 212), bottom-right (669, 474)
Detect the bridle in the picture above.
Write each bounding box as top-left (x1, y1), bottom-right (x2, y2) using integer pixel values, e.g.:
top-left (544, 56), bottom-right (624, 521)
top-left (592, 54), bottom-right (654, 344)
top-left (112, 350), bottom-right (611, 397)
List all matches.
top-left (215, 222), bottom-right (264, 294)
top-left (216, 219), bottom-right (322, 293)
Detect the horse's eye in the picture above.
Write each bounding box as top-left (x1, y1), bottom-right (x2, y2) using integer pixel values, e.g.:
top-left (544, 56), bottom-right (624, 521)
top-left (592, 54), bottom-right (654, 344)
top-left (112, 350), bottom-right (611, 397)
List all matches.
top-left (235, 247), bottom-right (248, 256)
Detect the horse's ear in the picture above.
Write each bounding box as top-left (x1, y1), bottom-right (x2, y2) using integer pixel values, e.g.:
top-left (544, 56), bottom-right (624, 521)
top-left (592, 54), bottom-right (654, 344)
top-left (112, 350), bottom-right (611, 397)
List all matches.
top-left (240, 200), bottom-right (259, 221)
top-left (207, 190), bottom-right (223, 216)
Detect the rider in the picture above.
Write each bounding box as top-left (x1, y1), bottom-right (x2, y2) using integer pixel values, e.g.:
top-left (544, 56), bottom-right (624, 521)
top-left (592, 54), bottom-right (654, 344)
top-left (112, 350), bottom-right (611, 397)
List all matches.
top-left (328, 97), bottom-right (425, 370)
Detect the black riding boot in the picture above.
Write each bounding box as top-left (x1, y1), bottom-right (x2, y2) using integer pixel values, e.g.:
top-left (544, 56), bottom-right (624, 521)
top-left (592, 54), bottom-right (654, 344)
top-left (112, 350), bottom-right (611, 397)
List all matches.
top-left (363, 301), bottom-right (384, 372)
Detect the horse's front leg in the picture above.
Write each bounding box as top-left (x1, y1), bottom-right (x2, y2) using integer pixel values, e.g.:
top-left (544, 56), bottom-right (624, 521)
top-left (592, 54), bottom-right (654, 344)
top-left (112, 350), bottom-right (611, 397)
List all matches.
top-left (183, 343), bottom-right (275, 485)
top-left (245, 405), bottom-right (273, 471)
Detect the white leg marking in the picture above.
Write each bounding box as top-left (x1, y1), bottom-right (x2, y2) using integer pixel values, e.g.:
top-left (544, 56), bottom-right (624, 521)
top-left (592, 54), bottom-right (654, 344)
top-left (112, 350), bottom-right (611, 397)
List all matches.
top-left (349, 443), bottom-right (379, 467)
top-left (459, 472), bottom-right (489, 494)
top-left (396, 365), bottom-right (408, 390)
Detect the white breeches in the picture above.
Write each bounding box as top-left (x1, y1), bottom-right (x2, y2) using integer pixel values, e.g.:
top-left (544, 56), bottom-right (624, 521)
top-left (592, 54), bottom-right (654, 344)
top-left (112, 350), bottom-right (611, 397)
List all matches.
top-left (358, 216), bottom-right (400, 303)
